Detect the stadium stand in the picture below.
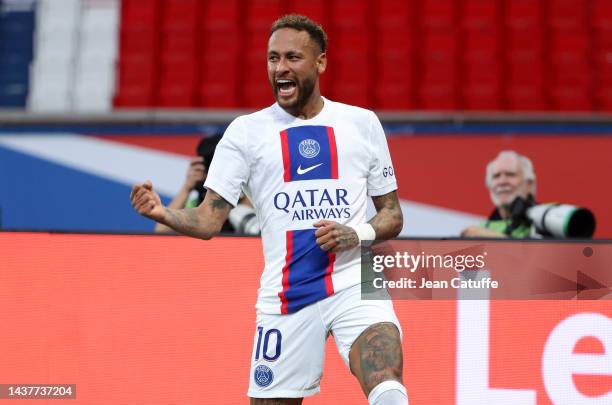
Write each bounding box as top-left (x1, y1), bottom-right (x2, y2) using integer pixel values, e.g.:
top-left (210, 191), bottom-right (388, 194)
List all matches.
top-left (28, 0), bottom-right (119, 112)
top-left (0, 0), bottom-right (35, 108)
top-left (1, 0), bottom-right (611, 112)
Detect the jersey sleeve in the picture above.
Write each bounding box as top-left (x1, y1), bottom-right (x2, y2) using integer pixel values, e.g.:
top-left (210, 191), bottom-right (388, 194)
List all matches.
top-left (366, 111), bottom-right (398, 196)
top-left (204, 117), bottom-right (250, 207)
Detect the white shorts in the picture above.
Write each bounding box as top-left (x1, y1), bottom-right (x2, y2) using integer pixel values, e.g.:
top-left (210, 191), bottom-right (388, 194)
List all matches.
top-left (247, 283), bottom-right (402, 399)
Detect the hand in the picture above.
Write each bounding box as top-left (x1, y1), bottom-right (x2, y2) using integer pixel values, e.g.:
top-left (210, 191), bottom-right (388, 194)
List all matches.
top-left (181, 157), bottom-right (206, 191)
top-left (461, 225), bottom-right (507, 238)
top-left (130, 180), bottom-right (165, 222)
top-left (314, 220), bottom-right (359, 252)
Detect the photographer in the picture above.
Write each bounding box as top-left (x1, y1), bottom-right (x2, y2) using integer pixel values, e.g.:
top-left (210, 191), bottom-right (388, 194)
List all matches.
top-left (461, 150), bottom-right (536, 238)
top-left (155, 135), bottom-right (259, 235)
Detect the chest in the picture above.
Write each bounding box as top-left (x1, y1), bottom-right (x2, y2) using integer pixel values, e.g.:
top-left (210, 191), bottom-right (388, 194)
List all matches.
top-left (248, 123), bottom-right (371, 183)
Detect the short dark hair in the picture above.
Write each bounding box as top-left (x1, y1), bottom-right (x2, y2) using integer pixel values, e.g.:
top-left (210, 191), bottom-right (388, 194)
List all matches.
top-left (270, 14), bottom-right (327, 53)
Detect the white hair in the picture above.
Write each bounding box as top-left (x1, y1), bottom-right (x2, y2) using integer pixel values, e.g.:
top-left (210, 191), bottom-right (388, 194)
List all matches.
top-left (485, 150), bottom-right (537, 195)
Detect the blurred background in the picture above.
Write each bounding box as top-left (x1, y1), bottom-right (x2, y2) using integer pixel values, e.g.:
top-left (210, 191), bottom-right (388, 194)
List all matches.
top-left (0, 0), bottom-right (611, 236)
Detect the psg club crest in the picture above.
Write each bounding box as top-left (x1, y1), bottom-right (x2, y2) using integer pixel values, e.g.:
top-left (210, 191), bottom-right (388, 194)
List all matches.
top-left (254, 365), bottom-right (274, 387)
top-left (298, 138), bottom-right (320, 159)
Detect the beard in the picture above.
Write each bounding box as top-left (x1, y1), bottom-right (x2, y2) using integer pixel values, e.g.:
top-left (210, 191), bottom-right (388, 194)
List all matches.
top-left (491, 191), bottom-right (516, 209)
top-left (272, 73), bottom-right (317, 114)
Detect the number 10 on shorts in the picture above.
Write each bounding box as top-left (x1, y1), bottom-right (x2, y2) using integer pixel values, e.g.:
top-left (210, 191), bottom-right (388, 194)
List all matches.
top-left (255, 327), bottom-right (282, 361)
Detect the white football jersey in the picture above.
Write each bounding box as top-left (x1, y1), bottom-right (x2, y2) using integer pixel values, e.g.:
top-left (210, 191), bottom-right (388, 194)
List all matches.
top-left (205, 98), bottom-right (397, 314)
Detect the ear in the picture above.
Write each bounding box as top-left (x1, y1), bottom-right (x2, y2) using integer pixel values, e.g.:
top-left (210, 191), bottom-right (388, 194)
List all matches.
top-left (317, 52), bottom-right (327, 74)
top-left (525, 179), bottom-right (535, 195)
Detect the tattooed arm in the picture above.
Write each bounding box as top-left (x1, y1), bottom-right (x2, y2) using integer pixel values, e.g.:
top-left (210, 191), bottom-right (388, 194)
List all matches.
top-left (369, 191), bottom-right (403, 240)
top-left (314, 191), bottom-right (403, 252)
top-left (130, 180), bottom-right (231, 240)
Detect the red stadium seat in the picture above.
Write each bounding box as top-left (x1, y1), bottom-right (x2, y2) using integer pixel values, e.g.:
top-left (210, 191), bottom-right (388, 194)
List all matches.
top-left (329, 32), bottom-right (371, 86)
top-left (242, 81), bottom-right (274, 108)
top-left (287, 0), bottom-right (326, 25)
top-left (504, 0), bottom-right (542, 30)
top-left (377, 61), bottom-right (412, 91)
top-left (550, 86), bottom-right (593, 110)
top-left (117, 55), bottom-right (157, 85)
top-left (594, 54), bottom-right (612, 87)
top-left (591, 0), bottom-right (612, 30)
top-left (199, 82), bottom-right (239, 108)
top-left (199, 29), bottom-right (239, 108)
top-left (463, 30), bottom-right (501, 62)
top-left (201, 53), bottom-right (238, 82)
top-left (419, 0), bottom-right (456, 30)
top-left (461, 0), bottom-right (500, 30)
top-left (200, 30), bottom-right (240, 54)
top-left (463, 84), bottom-right (502, 110)
top-left (244, 32), bottom-right (269, 57)
top-left (333, 60), bottom-right (370, 83)
top-left (374, 34), bottom-right (415, 93)
top-left (548, 30), bottom-right (591, 59)
top-left (377, 29), bottom-right (413, 63)
top-left (549, 61), bottom-right (592, 88)
top-left (330, 82), bottom-right (370, 107)
top-left (419, 29), bottom-right (458, 63)
top-left (201, 0), bottom-right (240, 32)
top-left (463, 61), bottom-right (502, 87)
top-left (160, 54), bottom-right (197, 84)
top-left (160, 33), bottom-right (197, 54)
top-left (374, 81), bottom-right (413, 110)
top-left (462, 62), bottom-right (502, 110)
top-left (418, 83), bottom-right (458, 110)
top-left (506, 86), bottom-right (547, 111)
top-left (505, 27), bottom-right (545, 54)
top-left (287, 0), bottom-right (327, 28)
top-left (594, 87), bottom-right (612, 110)
top-left (332, 32), bottom-right (370, 68)
top-left (114, 84), bottom-right (155, 107)
top-left (420, 59), bottom-right (459, 86)
top-left (330, 0), bottom-right (369, 30)
top-left (593, 27), bottom-right (612, 54)
top-left (121, 0), bottom-right (160, 30)
top-left (506, 60), bottom-right (545, 87)
top-left (375, 0), bottom-right (413, 30)
top-left (546, 0), bottom-right (587, 30)
top-left (115, 53), bottom-right (157, 108)
top-left (244, 0), bottom-right (284, 32)
top-left (119, 28), bottom-right (158, 53)
top-left (161, 0), bottom-right (199, 34)
top-left (157, 83), bottom-right (196, 108)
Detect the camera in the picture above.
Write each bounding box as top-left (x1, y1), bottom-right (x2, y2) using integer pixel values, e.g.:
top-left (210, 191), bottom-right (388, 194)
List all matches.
top-left (527, 203), bottom-right (596, 238)
top-left (508, 195), bottom-right (596, 238)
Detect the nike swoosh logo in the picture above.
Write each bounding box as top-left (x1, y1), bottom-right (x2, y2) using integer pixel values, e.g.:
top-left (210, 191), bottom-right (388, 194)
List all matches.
top-left (297, 163), bottom-right (323, 175)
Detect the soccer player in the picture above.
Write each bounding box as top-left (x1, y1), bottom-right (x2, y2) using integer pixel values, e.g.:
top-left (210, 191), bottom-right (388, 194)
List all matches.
top-left (130, 15), bottom-right (407, 405)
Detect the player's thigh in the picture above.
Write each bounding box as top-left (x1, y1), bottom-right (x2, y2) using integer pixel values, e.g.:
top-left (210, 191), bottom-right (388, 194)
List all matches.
top-left (248, 307), bottom-right (327, 399)
top-left (348, 321), bottom-right (403, 395)
top-left (324, 284), bottom-right (403, 395)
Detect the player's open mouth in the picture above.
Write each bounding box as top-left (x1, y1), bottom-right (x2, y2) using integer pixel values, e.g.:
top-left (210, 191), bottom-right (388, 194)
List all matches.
top-left (277, 79), bottom-right (297, 97)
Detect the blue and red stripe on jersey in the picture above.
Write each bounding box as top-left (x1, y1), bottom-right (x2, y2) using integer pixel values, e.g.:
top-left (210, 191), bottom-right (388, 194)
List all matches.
top-left (278, 229), bottom-right (335, 314)
top-left (280, 125), bottom-right (338, 182)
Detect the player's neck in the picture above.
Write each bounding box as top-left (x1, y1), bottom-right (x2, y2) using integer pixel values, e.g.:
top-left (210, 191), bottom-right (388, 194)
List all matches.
top-left (284, 91), bottom-right (324, 120)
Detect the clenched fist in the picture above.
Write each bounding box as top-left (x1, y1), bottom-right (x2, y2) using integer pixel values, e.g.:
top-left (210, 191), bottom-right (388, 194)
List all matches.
top-left (130, 180), bottom-right (165, 222)
top-left (314, 220), bottom-right (359, 252)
